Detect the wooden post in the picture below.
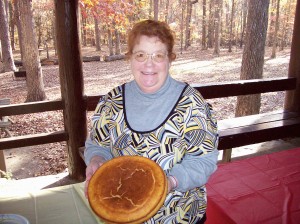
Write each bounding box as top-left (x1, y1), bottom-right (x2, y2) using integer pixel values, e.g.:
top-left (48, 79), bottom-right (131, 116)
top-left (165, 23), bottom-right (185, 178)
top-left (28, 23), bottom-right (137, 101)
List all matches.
top-left (285, 0), bottom-right (300, 112)
top-left (222, 149), bottom-right (232, 163)
top-left (0, 98), bottom-right (11, 173)
top-left (54, 0), bottom-right (86, 180)
top-left (0, 151), bottom-right (6, 174)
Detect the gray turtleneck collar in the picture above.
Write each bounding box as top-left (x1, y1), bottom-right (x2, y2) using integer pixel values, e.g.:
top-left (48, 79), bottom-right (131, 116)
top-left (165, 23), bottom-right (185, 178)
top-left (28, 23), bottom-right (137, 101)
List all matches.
top-left (124, 75), bottom-right (186, 132)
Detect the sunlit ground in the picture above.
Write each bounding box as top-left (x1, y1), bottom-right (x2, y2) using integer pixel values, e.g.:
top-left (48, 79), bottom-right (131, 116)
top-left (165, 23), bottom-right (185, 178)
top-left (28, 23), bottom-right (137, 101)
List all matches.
top-left (0, 171), bottom-right (69, 196)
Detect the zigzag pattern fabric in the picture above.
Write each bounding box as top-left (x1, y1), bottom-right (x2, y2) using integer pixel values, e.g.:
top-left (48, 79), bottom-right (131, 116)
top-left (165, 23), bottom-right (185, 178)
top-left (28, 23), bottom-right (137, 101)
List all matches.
top-left (91, 84), bottom-right (218, 223)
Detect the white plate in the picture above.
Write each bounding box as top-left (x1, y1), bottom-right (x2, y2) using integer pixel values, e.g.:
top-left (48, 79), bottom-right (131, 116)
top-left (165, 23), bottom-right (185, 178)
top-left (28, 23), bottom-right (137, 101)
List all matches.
top-left (0, 214), bottom-right (30, 224)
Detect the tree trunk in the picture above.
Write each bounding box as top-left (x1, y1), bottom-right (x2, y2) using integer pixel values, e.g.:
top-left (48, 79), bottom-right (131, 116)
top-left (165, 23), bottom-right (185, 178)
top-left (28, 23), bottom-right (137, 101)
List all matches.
top-left (149, 0), bottom-right (153, 19)
top-left (202, 0), bottom-right (207, 50)
top-left (81, 16), bottom-right (87, 46)
top-left (207, 0), bottom-right (215, 48)
top-left (180, 0), bottom-right (185, 54)
top-left (52, 11), bottom-right (57, 56)
top-left (107, 27), bottom-right (113, 56)
top-left (267, 0), bottom-right (276, 47)
top-left (8, 1), bottom-right (15, 51)
top-left (239, 0), bottom-right (247, 48)
top-left (235, 0), bottom-right (270, 117)
top-left (228, 0), bottom-right (235, 52)
top-left (94, 16), bottom-right (101, 51)
top-left (213, 0), bottom-right (222, 56)
top-left (14, 0), bottom-right (23, 62)
top-left (271, 0), bottom-right (280, 58)
top-left (153, 0), bottom-right (159, 20)
top-left (280, 0), bottom-right (292, 51)
top-left (115, 29), bottom-right (121, 55)
top-left (164, 0), bottom-right (170, 22)
top-left (36, 15), bottom-right (42, 48)
top-left (18, 0), bottom-right (46, 102)
top-left (0, 0), bottom-right (16, 72)
top-left (184, 1), bottom-right (191, 50)
top-left (184, 0), bottom-right (198, 50)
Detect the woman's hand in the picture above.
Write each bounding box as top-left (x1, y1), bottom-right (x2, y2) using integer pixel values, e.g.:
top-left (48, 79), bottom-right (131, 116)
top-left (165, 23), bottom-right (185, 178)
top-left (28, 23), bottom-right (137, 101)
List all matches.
top-left (84, 156), bottom-right (106, 198)
top-left (167, 175), bottom-right (178, 193)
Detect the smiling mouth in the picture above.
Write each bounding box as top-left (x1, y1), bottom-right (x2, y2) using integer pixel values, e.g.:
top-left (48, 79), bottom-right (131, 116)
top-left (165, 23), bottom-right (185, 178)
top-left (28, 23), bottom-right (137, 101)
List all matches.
top-left (142, 72), bottom-right (156, 75)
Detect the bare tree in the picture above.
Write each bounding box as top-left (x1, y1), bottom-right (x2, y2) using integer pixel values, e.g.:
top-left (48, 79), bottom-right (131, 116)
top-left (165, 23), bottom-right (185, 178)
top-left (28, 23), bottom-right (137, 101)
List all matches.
top-left (271, 0), bottom-right (280, 58)
top-left (239, 0), bottom-right (248, 48)
top-left (81, 15), bottom-right (87, 46)
top-left (107, 26), bottom-right (113, 56)
top-left (51, 10), bottom-right (57, 56)
top-left (207, 0), bottom-right (215, 48)
top-left (94, 16), bottom-right (101, 51)
top-left (280, 0), bottom-right (292, 50)
top-left (115, 29), bottom-right (121, 55)
top-left (8, 1), bottom-right (15, 51)
top-left (180, 0), bottom-right (186, 53)
top-left (213, 0), bottom-right (223, 56)
top-left (0, 0), bottom-right (16, 72)
top-left (18, 0), bottom-right (46, 102)
top-left (267, 0), bottom-right (277, 47)
top-left (14, 0), bottom-right (23, 62)
top-left (202, 0), bottom-right (208, 50)
top-left (228, 0), bottom-right (235, 52)
top-left (235, 0), bottom-right (270, 117)
top-left (184, 0), bottom-right (198, 50)
top-left (164, 0), bottom-right (170, 22)
top-left (149, 0), bottom-right (153, 19)
top-left (154, 0), bottom-right (159, 20)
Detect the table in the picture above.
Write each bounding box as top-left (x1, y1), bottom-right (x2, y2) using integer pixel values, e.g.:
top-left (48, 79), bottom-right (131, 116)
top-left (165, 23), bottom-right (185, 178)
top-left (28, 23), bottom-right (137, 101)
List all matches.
top-left (1, 149), bottom-right (299, 224)
top-left (0, 182), bottom-right (103, 224)
top-left (206, 148), bottom-right (300, 224)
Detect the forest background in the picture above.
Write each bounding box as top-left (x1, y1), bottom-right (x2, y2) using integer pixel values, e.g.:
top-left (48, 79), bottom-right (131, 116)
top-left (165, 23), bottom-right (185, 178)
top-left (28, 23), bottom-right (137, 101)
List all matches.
top-left (0, 0), bottom-right (297, 179)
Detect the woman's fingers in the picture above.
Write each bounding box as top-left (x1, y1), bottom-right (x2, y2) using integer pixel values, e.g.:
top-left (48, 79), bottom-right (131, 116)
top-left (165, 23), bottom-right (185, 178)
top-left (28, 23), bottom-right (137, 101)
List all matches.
top-left (84, 156), bottom-right (106, 198)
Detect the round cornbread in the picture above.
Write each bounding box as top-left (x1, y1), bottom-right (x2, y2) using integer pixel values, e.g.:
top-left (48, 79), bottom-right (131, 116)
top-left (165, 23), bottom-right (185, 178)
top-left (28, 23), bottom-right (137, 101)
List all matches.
top-left (87, 156), bottom-right (167, 224)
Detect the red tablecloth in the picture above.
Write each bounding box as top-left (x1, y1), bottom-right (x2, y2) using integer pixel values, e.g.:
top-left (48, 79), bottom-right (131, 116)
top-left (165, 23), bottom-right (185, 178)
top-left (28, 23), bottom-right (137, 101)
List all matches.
top-left (206, 148), bottom-right (300, 224)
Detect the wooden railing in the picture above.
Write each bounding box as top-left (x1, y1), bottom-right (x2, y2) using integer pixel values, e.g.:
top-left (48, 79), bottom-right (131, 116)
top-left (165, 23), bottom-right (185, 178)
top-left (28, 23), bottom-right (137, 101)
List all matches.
top-left (0, 77), bottom-right (297, 150)
top-left (0, 100), bottom-right (67, 149)
top-left (87, 77), bottom-right (297, 109)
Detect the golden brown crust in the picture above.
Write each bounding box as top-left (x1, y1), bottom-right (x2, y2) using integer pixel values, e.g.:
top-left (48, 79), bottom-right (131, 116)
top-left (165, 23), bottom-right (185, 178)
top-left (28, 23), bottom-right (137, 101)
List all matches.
top-left (88, 156), bottom-right (167, 224)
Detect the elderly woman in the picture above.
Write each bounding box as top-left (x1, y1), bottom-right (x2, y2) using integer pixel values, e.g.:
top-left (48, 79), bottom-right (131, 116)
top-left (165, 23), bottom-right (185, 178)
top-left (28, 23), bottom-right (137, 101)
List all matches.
top-left (84, 19), bottom-right (219, 224)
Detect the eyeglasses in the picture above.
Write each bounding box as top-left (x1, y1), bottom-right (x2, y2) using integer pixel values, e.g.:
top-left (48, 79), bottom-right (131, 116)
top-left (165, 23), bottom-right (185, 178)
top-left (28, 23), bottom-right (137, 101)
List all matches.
top-left (132, 51), bottom-right (167, 63)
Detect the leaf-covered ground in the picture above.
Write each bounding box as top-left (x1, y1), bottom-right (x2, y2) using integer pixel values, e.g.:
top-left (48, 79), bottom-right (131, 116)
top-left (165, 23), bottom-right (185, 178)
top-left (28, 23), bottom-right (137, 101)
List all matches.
top-left (0, 46), bottom-right (291, 179)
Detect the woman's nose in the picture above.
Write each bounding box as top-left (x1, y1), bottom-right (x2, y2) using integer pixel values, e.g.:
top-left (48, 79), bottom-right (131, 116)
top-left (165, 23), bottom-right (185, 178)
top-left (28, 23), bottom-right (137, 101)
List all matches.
top-left (145, 55), bottom-right (155, 66)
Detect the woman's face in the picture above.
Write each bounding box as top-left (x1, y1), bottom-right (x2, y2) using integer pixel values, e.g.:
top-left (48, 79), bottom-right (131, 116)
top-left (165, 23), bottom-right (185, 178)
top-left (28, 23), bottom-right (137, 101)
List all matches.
top-left (130, 35), bottom-right (171, 93)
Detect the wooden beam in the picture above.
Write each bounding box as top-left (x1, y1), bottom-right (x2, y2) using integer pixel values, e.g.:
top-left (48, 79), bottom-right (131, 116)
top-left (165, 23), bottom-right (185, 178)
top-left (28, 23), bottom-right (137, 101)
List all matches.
top-left (0, 100), bottom-right (63, 117)
top-left (0, 131), bottom-right (68, 150)
top-left (85, 77), bottom-right (297, 111)
top-left (285, 0), bottom-right (300, 112)
top-left (1, 77), bottom-right (296, 116)
top-left (55, 0), bottom-right (86, 181)
top-left (193, 77), bottom-right (296, 99)
top-left (218, 118), bottom-right (300, 149)
top-left (218, 111), bottom-right (300, 130)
